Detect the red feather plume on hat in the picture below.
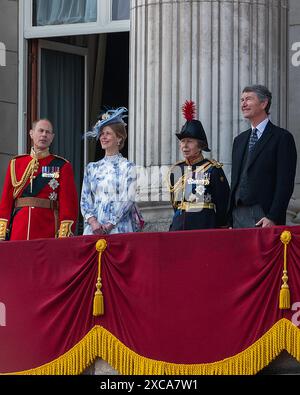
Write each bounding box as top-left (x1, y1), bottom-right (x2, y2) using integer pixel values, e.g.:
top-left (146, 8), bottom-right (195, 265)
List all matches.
top-left (182, 100), bottom-right (196, 121)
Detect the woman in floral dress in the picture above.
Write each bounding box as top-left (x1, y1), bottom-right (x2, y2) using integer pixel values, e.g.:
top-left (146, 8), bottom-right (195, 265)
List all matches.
top-left (81, 108), bottom-right (143, 235)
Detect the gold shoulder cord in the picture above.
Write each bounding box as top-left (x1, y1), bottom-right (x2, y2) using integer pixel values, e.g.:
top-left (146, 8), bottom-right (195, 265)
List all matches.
top-left (165, 162), bottom-right (184, 192)
top-left (10, 158), bottom-right (38, 199)
top-left (166, 161), bottom-right (213, 209)
top-left (169, 161), bottom-right (212, 193)
top-left (209, 159), bottom-right (223, 168)
top-left (165, 163), bottom-right (185, 209)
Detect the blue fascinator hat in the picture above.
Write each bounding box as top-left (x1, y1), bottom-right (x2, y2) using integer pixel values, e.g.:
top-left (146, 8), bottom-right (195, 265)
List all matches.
top-left (85, 107), bottom-right (128, 139)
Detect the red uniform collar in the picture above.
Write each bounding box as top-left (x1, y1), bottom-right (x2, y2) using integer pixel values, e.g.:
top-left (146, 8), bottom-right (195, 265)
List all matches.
top-left (185, 153), bottom-right (204, 166)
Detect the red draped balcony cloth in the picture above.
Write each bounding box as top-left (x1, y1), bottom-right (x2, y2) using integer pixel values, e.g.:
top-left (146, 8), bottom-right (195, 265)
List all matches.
top-left (0, 226), bottom-right (300, 375)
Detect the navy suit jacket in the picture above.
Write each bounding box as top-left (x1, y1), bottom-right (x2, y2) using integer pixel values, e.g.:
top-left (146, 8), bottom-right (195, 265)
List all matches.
top-left (229, 121), bottom-right (297, 225)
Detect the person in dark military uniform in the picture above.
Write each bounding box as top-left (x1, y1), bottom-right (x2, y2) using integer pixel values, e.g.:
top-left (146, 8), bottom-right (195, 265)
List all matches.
top-left (168, 101), bottom-right (230, 231)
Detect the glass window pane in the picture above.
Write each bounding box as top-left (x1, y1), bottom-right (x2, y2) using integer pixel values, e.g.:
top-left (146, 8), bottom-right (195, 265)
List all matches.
top-left (112, 0), bottom-right (130, 21)
top-left (40, 48), bottom-right (84, 208)
top-left (33, 0), bottom-right (97, 26)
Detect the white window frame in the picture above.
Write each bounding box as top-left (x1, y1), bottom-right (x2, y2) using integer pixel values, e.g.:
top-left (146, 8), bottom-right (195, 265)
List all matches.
top-left (18, 0), bottom-right (130, 154)
top-left (23, 0), bottom-right (130, 39)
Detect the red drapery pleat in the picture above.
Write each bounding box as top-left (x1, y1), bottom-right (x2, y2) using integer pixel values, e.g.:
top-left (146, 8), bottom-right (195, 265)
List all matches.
top-left (0, 226), bottom-right (300, 374)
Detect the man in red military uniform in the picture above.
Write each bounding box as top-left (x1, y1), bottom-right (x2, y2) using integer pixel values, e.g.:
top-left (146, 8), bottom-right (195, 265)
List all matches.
top-left (0, 119), bottom-right (78, 241)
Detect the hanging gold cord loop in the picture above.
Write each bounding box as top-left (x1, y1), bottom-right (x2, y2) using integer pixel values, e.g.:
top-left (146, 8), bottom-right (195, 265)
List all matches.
top-left (93, 239), bottom-right (108, 316)
top-left (10, 158), bottom-right (38, 198)
top-left (279, 230), bottom-right (292, 309)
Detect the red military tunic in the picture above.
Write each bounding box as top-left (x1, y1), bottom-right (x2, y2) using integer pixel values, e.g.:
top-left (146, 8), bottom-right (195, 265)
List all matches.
top-left (0, 149), bottom-right (78, 240)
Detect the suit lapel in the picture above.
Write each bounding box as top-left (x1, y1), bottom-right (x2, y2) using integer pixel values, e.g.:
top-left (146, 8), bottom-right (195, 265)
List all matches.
top-left (234, 129), bottom-right (251, 178)
top-left (247, 121), bottom-right (274, 169)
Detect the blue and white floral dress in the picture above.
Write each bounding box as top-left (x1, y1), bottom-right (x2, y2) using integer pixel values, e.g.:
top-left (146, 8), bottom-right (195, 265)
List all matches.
top-left (81, 154), bottom-right (138, 235)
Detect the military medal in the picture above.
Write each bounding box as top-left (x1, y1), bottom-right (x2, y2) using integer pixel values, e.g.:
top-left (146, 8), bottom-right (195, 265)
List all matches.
top-left (48, 176), bottom-right (59, 201)
top-left (195, 185), bottom-right (205, 196)
top-left (49, 178), bottom-right (59, 190)
top-left (42, 166), bottom-right (60, 179)
top-left (49, 192), bottom-right (58, 201)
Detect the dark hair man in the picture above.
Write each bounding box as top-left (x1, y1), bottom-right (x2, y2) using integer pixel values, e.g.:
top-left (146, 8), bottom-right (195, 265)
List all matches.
top-left (228, 85), bottom-right (297, 228)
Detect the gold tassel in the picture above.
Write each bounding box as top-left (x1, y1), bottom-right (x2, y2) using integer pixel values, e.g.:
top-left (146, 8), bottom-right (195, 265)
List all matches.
top-left (279, 231), bottom-right (291, 310)
top-left (93, 239), bottom-right (107, 316)
top-left (93, 286), bottom-right (104, 316)
top-left (279, 286), bottom-right (290, 310)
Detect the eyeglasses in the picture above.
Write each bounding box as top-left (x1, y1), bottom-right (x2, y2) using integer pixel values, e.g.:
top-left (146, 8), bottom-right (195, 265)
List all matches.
top-left (35, 128), bottom-right (53, 135)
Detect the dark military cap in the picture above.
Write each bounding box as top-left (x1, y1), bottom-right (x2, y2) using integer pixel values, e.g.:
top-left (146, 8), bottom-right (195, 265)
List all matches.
top-left (176, 100), bottom-right (211, 152)
top-left (176, 120), bottom-right (210, 152)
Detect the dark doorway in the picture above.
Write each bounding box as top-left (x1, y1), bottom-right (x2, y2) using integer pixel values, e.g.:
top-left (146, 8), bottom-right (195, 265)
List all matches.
top-left (28, 32), bottom-right (130, 235)
top-left (95, 32), bottom-right (129, 161)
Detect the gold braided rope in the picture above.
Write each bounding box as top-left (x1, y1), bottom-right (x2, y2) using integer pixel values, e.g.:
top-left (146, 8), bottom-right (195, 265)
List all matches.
top-left (10, 158), bottom-right (39, 199)
top-left (168, 162), bottom-right (213, 193)
top-left (93, 239), bottom-right (108, 316)
top-left (279, 230), bottom-right (292, 309)
top-left (167, 162), bottom-right (213, 209)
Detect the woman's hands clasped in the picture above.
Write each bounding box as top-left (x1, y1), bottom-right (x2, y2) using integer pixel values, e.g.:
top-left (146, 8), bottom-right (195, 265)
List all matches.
top-left (88, 217), bottom-right (114, 235)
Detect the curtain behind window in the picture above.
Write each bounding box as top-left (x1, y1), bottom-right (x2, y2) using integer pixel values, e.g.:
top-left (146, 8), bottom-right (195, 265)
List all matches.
top-left (34, 0), bottom-right (97, 26)
top-left (112, 0), bottom-right (130, 20)
top-left (40, 48), bottom-right (84, 205)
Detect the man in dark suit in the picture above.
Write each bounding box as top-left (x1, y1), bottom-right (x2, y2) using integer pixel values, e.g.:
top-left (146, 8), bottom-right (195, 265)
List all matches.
top-left (229, 85), bottom-right (297, 228)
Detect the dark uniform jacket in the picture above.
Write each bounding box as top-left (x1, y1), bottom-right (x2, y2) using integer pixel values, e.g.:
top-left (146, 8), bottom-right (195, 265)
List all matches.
top-left (229, 121), bottom-right (297, 225)
top-left (168, 157), bottom-right (230, 231)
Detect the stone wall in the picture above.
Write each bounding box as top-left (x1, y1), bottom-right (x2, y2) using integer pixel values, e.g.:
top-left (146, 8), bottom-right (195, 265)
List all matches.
top-left (287, 0), bottom-right (300, 223)
top-left (0, 0), bottom-right (18, 195)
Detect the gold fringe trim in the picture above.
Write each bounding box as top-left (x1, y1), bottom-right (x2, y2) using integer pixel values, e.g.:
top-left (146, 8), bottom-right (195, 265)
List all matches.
top-left (4, 318), bottom-right (300, 376)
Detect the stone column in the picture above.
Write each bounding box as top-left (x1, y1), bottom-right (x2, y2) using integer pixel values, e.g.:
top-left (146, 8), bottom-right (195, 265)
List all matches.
top-left (129, 0), bottom-right (288, 230)
top-left (288, 0), bottom-right (300, 221)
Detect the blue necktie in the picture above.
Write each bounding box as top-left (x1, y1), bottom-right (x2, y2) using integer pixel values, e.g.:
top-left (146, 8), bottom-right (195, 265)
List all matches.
top-left (248, 128), bottom-right (258, 151)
